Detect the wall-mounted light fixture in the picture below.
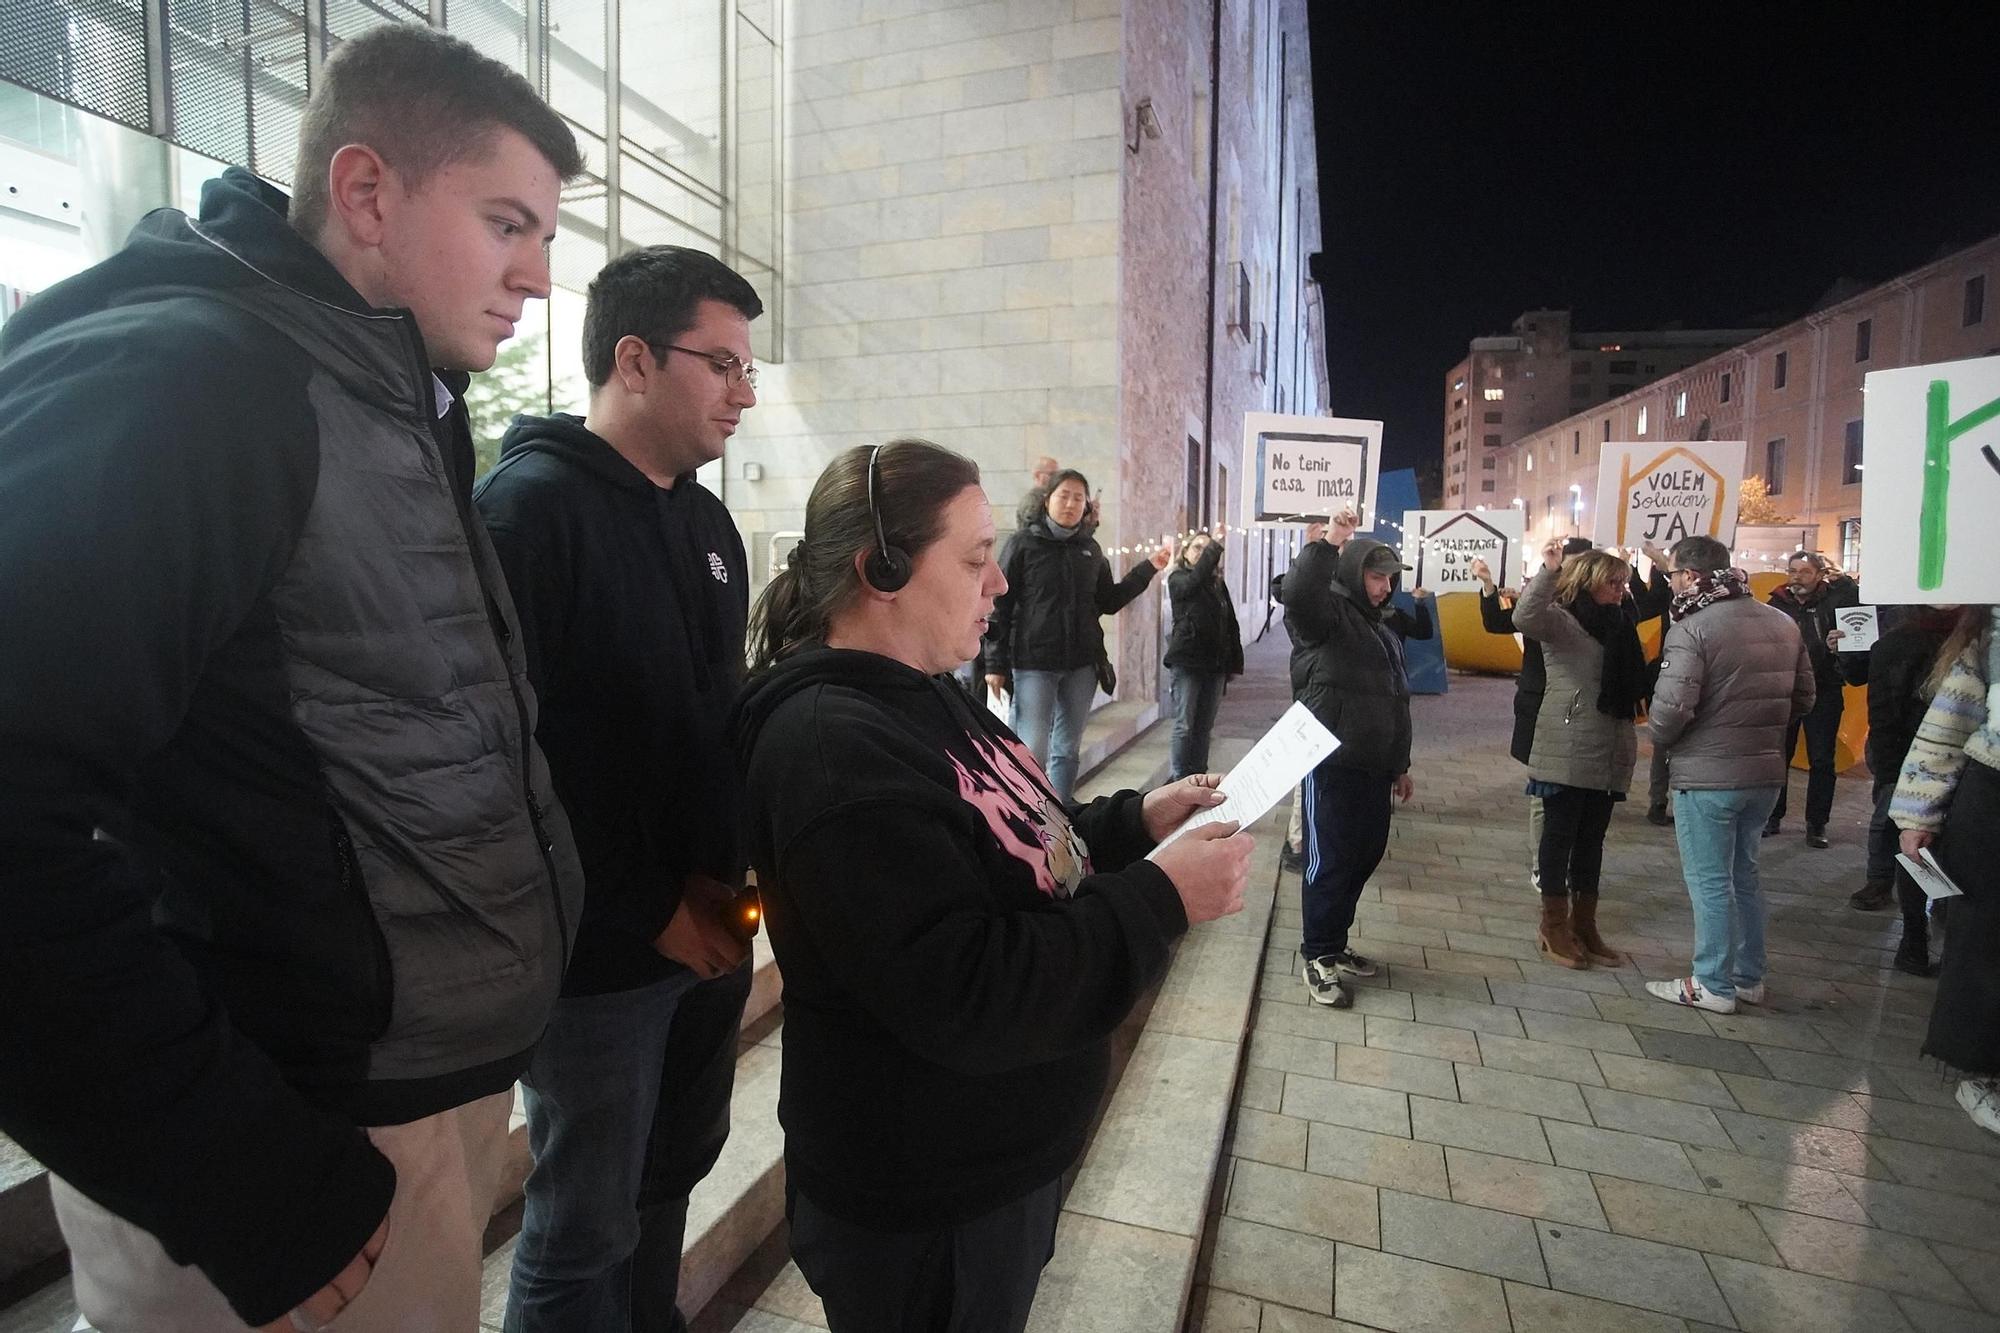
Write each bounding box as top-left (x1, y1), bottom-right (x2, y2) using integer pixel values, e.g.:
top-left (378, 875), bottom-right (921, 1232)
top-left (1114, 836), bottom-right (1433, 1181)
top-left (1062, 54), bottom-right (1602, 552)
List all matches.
top-left (1126, 96), bottom-right (1162, 154)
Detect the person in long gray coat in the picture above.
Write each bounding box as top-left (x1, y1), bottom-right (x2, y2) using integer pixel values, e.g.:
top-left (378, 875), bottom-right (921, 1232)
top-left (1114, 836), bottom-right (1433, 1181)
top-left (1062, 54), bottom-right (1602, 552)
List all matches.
top-left (1645, 534), bottom-right (1814, 1015)
top-left (1512, 541), bottom-right (1646, 969)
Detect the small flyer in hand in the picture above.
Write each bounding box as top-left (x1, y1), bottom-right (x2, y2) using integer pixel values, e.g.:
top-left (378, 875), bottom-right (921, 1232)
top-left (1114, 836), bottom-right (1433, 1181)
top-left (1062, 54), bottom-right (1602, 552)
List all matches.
top-left (1149, 702), bottom-right (1339, 859)
top-left (1896, 847), bottom-right (1963, 901)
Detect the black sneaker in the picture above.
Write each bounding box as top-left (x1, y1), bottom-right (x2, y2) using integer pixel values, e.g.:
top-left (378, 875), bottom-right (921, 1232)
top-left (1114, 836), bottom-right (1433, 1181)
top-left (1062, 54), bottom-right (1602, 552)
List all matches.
top-left (1646, 803), bottom-right (1672, 826)
top-left (1762, 817), bottom-right (1782, 838)
top-left (1302, 955), bottom-right (1353, 1007)
top-left (1280, 843), bottom-right (1303, 873)
top-left (1848, 882), bottom-right (1893, 911)
top-left (1328, 948), bottom-right (1377, 978)
top-left (1894, 940), bottom-right (1939, 978)
top-left (1806, 824), bottom-right (1829, 849)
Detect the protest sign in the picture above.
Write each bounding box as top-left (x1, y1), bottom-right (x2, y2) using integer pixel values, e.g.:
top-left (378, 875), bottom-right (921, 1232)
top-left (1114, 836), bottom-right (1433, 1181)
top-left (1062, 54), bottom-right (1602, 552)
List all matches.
top-left (1242, 413), bottom-right (1384, 527)
top-left (1833, 605), bottom-right (1880, 654)
top-left (1859, 354), bottom-right (2000, 602)
top-left (1593, 440), bottom-right (1746, 549)
top-left (1407, 509), bottom-right (1527, 593)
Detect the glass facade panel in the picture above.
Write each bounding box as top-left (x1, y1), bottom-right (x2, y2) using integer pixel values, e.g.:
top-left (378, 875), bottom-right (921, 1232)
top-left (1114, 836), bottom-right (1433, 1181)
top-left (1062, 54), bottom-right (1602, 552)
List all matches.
top-left (620, 0), bottom-right (722, 192)
top-left (2, 1), bottom-right (782, 405)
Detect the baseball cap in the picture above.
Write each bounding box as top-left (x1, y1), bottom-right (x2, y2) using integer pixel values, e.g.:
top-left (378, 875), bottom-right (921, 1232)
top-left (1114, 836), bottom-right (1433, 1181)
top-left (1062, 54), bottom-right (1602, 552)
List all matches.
top-left (1361, 545), bottom-right (1411, 573)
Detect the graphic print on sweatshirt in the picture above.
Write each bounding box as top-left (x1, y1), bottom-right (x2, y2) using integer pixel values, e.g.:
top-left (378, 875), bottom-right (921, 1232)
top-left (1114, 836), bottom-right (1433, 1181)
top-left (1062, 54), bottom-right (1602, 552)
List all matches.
top-left (947, 728), bottom-right (1092, 898)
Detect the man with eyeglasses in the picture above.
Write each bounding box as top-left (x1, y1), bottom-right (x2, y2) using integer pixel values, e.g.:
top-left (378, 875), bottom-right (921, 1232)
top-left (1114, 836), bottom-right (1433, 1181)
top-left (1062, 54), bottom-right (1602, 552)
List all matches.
top-left (473, 245), bottom-right (761, 1331)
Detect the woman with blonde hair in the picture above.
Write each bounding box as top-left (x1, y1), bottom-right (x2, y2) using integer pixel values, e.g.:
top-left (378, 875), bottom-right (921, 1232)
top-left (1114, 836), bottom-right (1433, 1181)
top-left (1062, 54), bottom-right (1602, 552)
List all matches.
top-left (1512, 541), bottom-right (1646, 968)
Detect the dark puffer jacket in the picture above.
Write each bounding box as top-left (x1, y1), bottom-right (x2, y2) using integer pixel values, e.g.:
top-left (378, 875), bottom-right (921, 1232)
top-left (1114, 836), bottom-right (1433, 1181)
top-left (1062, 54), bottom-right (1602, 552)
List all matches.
top-left (986, 517), bottom-right (1158, 674)
top-left (1280, 538), bottom-right (1413, 775)
top-left (1769, 573), bottom-right (1861, 691)
top-left (1165, 541), bottom-right (1245, 677)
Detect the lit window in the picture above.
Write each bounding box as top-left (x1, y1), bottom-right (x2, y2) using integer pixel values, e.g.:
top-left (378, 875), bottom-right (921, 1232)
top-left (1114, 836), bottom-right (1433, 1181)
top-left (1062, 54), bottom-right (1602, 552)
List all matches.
top-left (1526, 454), bottom-right (1534, 472)
top-left (1452, 377), bottom-right (1467, 391)
top-left (1637, 405), bottom-right (1648, 434)
top-left (1674, 390), bottom-right (1687, 418)
top-left (1484, 388), bottom-right (1505, 401)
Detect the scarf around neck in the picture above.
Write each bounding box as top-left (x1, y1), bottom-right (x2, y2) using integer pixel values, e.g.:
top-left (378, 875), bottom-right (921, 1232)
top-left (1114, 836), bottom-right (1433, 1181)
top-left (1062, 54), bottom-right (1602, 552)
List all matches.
top-left (1570, 596), bottom-right (1647, 720)
top-left (1669, 567), bottom-right (1751, 623)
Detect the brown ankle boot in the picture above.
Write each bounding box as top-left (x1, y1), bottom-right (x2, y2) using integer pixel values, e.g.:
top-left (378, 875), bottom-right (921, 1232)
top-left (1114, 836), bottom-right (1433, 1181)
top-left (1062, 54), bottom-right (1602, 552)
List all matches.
top-left (1570, 895), bottom-right (1622, 966)
top-left (1538, 896), bottom-right (1590, 969)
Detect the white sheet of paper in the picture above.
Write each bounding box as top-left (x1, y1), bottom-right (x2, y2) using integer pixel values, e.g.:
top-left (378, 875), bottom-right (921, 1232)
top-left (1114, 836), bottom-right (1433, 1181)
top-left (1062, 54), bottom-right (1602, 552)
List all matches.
top-left (1898, 848), bottom-right (1963, 900)
top-left (1834, 604), bottom-right (1880, 654)
top-left (1149, 701), bottom-right (1339, 858)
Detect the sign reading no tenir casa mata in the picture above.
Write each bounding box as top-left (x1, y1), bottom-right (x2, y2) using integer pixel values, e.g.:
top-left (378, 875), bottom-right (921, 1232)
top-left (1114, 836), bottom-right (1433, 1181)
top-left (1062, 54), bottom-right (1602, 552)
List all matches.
top-left (1592, 440), bottom-right (1746, 549)
top-left (1242, 413), bottom-right (1384, 528)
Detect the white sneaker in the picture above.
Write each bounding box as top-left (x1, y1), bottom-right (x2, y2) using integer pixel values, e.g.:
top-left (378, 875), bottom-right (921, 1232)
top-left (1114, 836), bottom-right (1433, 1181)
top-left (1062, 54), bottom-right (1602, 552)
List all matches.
top-left (1645, 976), bottom-right (1737, 1014)
top-left (1302, 955), bottom-right (1353, 1009)
top-left (1735, 982), bottom-right (1766, 1005)
top-left (1957, 1079), bottom-right (2000, 1137)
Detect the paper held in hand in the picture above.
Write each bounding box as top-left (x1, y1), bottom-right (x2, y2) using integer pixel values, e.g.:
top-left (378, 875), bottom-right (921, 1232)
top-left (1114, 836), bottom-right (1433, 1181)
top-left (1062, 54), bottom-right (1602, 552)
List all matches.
top-left (1149, 701), bottom-right (1339, 858)
top-left (1897, 847), bottom-right (1964, 901)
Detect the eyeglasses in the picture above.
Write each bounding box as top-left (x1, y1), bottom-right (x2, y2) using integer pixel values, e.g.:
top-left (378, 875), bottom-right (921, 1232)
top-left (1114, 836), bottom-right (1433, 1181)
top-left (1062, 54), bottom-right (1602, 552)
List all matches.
top-left (652, 343), bottom-right (759, 389)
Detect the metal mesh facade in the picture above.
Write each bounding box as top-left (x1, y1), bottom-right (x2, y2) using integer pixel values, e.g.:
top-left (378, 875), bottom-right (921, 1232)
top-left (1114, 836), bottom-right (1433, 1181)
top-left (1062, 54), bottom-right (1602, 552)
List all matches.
top-left (2, 1), bottom-right (151, 132)
top-left (0, 1), bottom-right (782, 345)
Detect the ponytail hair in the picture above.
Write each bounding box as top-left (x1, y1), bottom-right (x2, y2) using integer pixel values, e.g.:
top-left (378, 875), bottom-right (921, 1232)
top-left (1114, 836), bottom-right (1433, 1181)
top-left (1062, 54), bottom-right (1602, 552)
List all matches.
top-left (747, 438), bottom-right (982, 674)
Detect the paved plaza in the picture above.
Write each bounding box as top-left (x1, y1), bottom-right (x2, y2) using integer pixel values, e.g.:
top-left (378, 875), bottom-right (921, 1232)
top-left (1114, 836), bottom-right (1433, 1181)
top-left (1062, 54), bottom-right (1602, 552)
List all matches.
top-left (1188, 645), bottom-right (1992, 1333)
top-left (3, 630), bottom-right (1990, 1333)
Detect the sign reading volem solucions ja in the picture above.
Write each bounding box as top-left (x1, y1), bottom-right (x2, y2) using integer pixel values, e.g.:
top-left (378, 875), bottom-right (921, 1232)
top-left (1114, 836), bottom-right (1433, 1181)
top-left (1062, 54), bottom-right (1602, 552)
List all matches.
top-left (1407, 508), bottom-right (1526, 593)
top-left (1242, 412), bottom-right (1384, 528)
top-left (1592, 440), bottom-right (1746, 549)
top-left (1859, 354), bottom-right (2000, 602)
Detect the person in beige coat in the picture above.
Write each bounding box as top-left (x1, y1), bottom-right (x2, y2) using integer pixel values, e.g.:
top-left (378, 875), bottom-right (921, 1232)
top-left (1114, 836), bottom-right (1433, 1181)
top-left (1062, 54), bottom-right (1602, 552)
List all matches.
top-left (1512, 542), bottom-right (1646, 968)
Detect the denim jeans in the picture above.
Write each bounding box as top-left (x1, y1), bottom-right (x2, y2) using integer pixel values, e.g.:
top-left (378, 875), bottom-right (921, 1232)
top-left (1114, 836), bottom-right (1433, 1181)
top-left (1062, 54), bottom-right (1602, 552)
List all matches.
top-left (1011, 665), bottom-right (1096, 800)
top-left (506, 960), bottom-right (753, 1333)
top-left (1673, 787), bottom-right (1781, 999)
top-left (1300, 760), bottom-right (1394, 958)
top-left (1771, 686), bottom-right (1844, 827)
top-left (1167, 668), bottom-right (1225, 780)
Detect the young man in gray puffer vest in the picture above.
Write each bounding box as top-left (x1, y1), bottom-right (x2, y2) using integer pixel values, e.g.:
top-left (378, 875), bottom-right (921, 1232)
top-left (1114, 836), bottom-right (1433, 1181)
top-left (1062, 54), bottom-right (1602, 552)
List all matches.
top-left (0, 24), bottom-right (586, 1331)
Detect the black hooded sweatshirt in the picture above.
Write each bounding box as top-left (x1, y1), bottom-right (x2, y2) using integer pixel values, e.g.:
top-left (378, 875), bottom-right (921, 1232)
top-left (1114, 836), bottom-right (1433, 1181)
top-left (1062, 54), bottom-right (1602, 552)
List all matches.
top-left (475, 413), bottom-right (749, 994)
top-left (730, 648), bottom-right (1186, 1228)
top-left (1281, 538), bottom-right (1415, 775)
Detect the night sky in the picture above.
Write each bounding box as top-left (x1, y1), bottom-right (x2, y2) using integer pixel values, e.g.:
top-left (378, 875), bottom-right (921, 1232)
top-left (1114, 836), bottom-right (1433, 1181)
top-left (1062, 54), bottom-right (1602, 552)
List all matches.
top-left (1307, 8), bottom-right (2000, 476)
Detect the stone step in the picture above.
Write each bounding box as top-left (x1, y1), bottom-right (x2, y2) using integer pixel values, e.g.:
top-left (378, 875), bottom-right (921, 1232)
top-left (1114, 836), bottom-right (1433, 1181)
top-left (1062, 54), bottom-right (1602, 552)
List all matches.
top-left (0, 936), bottom-right (784, 1325)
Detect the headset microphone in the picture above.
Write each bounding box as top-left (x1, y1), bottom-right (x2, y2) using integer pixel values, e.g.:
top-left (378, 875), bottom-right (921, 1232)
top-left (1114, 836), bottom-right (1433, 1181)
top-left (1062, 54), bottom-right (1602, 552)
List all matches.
top-left (862, 442), bottom-right (913, 592)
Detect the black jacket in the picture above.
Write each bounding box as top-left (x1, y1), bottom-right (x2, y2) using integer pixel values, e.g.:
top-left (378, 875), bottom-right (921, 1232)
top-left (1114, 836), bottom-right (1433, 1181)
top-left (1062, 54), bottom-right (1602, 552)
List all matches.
top-left (475, 415), bottom-right (749, 996)
top-left (730, 649), bottom-right (1184, 1229)
top-left (1281, 539), bottom-right (1414, 775)
top-left (986, 518), bottom-right (1158, 674)
top-left (1837, 610), bottom-right (1958, 777)
top-left (0, 170), bottom-right (582, 1322)
top-left (1769, 574), bottom-right (1861, 690)
top-left (1165, 542), bottom-right (1245, 675)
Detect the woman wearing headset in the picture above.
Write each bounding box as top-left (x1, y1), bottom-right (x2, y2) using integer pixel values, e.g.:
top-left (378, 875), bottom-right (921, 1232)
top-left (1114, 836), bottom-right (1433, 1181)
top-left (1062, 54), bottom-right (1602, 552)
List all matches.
top-left (729, 440), bottom-right (1251, 1331)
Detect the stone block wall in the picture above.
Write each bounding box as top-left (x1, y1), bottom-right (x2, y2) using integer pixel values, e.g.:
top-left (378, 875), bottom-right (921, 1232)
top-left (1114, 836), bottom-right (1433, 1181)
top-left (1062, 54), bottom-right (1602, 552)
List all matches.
top-left (726, 0), bottom-right (1126, 584)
